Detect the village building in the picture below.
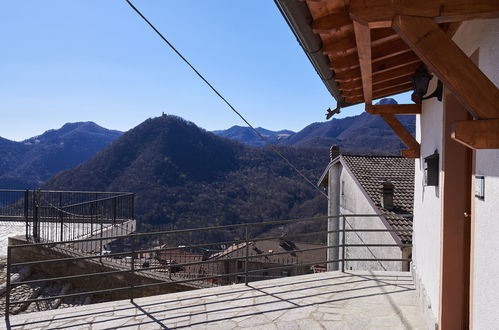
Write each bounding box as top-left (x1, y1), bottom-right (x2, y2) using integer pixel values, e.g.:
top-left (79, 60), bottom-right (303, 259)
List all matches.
top-left (276, 0), bottom-right (499, 328)
top-left (318, 148), bottom-right (413, 272)
top-left (209, 239), bottom-right (326, 284)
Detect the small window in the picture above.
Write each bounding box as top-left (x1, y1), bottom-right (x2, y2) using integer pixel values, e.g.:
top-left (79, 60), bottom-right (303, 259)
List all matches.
top-left (341, 181), bottom-right (345, 196)
top-left (424, 151), bottom-right (439, 186)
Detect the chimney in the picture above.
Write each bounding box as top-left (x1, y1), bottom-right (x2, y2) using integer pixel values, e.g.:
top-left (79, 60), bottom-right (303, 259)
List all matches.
top-left (380, 181), bottom-right (394, 210)
top-left (330, 145), bottom-right (340, 161)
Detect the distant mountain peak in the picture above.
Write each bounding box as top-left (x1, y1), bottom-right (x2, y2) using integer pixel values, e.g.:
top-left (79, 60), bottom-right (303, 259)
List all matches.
top-left (375, 98), bottom-right (398, 105)
top-left (0, 122), bottom-right (123, 189)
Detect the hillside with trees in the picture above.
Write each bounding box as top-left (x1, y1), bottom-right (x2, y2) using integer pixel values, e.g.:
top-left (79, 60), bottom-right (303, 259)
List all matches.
top-left (44, 116), bottom-right (329, 232)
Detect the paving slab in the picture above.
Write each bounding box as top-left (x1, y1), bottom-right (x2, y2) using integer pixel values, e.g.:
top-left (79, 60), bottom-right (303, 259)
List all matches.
top-left (5, 271), bottom-right (427, 329)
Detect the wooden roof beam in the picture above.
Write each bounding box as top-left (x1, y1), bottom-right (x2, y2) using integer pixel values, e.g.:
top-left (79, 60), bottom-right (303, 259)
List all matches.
top-left (381, 114), bottom-right (420, 158)
top-left (353, 21), bottom-right (373, 104)
top-left (350, 0), bottom-right (499, 28)
top-left (372, 52), bottom-right (420, 74)
top-left (366, 103), bottom-right (421, 115)
top-left (312, 8), bottom-right (352, 34)
top-left (393, 15), bottom-right (499, 119)
top-left (340, 72), bottom-right (414, 92)
top-left (452, 119), bottom-right (499, 149)
top-left (323, 28), bottom-right (398, 56)
top-left (345, 83), bottom-right (413, 103)
top-left (329, 39), bottom-right (413, 72)
top-left (335, 56), bottom-right (420, 83)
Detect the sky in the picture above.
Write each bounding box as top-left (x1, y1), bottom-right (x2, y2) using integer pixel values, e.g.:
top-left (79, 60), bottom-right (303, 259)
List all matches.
top-left (0, 1), bottom-right (412, 141)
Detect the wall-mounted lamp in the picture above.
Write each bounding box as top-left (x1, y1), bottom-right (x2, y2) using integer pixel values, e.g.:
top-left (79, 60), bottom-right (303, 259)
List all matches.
top-left (411, 64), bottom-right (443, 104)
top-left (424, 150), bottom-right (439, 186)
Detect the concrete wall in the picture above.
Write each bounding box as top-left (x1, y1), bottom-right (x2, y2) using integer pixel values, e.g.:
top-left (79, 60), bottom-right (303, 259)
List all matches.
top-left (412, 18), bottom-right (499, 329)
top-left (337, 162), bottom-right (403, 271)
top-left (450, 18), bottom-right (499, 330)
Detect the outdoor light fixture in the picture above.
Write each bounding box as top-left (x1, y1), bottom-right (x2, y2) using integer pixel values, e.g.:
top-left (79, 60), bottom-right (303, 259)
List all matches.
top-left (411, 64), bottom-right (443, 104)
top-left (424, 150), bottom-right (439, 186)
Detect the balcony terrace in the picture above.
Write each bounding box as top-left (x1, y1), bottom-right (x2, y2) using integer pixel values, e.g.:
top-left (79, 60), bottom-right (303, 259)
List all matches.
top-left (7, 270), bottom-right (425, 329)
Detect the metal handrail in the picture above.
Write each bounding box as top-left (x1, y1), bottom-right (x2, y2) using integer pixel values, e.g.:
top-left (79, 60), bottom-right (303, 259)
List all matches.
top-left (4, 213), bottom-right (412, 320)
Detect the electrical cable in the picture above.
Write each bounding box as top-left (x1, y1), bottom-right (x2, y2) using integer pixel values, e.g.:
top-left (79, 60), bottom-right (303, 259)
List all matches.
top-left (124, 0), bottom-right (329, 199)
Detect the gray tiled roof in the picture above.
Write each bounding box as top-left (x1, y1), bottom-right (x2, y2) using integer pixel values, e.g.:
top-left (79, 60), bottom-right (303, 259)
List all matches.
top-left (342, 155), bottom-right (414, 243)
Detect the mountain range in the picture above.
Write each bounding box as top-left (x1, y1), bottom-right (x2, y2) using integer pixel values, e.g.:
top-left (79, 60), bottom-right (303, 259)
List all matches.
top-left (0, 122), bottom-right (122, 189)
top-left (212, 126), bottom-right (294, 147)
top-left (44, 116), bottom-right (329, 232)
top-left (212, 98), bottom-right (415, 154)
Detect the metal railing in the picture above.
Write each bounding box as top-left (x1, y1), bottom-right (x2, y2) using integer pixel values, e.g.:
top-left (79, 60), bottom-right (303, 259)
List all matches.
top-left (0, 189), bottom-right (134, 242)
top-left (3, 213), bottom-right (412, 320)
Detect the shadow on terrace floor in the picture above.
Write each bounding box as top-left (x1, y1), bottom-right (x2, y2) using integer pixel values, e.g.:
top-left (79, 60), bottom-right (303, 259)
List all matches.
top-left (7, 271), bottom-right (427, 329)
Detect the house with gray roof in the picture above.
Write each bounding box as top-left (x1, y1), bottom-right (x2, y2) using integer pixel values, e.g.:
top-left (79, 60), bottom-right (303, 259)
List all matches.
top-left (318, 146), bottom-right (414, 272)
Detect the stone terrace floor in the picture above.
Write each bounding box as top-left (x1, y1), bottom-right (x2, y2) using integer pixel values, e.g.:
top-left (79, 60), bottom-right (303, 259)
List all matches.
top-left (6, 271), bottom-right (427, 330)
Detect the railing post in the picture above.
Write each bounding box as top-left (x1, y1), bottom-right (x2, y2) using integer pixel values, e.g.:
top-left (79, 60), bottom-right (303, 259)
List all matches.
top-left (244, 225), bottom-right (249, 286)
top-left (130, 233), bottom-right (135, 302)
top-left (342, 216), bottom-right (346, 272)
top-left (100, 216), bottom-right (104, 264)
top-left (112, 197), bottom-right (117, 225)
top-left (24, 189), bottom-right (29, 240)
top-left (58, 192), bottom-right (62, 242)
top-left (33, 190), bottom-right (39, 242)
top-left (5, 246), bottom-right (11, 322)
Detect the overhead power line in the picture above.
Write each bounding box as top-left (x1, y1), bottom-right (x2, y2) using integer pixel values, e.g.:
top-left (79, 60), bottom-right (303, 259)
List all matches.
top-left (125, 0), bottom-right (328, 199)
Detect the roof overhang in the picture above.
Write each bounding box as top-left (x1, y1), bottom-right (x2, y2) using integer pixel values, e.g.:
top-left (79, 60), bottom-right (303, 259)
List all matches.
top-left (276, 0), bottom-right (499, 152)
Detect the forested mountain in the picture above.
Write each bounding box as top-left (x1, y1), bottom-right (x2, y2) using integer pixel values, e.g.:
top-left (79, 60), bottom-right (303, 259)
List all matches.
top-left (212, 126), bottom-right (294, 147)
top-left (213, 98), bottom-right (416, 155)
top-left (0, 122), bottom-right (122, 189)
top-left (44, 116), bottom-right (329, 231)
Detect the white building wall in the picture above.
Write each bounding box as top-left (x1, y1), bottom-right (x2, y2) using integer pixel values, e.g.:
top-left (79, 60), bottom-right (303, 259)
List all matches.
top-left (339, 165), bottom-right (403, 271)
top-left (412, 87), bottom-right (443, 327)
top-left (413, 18), bottom-right (499, 329)
top-left (450, 19), bottom-right (499, 330)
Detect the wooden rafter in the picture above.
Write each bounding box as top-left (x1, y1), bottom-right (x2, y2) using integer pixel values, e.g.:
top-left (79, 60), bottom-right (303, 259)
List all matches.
top-left (340, 73), bottom-right (413, 93)
top-left (381, 114), bottom-right (420, 158)
top-left (373, 62), bottom-right (420, 84)
top-left (345, 81), bottom-right (413, 100)
top-left (329, 38), bottom-right (413, 72)
top-left (312, 9), bottom-right (352, 33)
top-left (452, 119), bottom-right (499, 149)
top-left (366, 104), bottom-right (421, 115)
top-left (353, 21), bottom-right (373, 104)
top-left (392, 15), bottom-right (499, 119)
top-left (346, 84), bottom-right (413, 104)
top-left (350, 0), bottom-right (499, 28)
top-left (335, 57), bottom-right (419, 83)
top-left (371, 53), bottom-right (420, 74)
top-left (323, 28), bottom-right (397, 56)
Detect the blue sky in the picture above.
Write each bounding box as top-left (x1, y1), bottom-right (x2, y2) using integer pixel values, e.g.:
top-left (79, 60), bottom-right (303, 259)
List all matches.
top-left (0, 1), bottom-right (411, 141)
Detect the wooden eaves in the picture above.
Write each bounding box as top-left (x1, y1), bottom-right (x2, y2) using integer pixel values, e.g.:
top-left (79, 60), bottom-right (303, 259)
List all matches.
top-left (277, 0), bottom-right (499, 155)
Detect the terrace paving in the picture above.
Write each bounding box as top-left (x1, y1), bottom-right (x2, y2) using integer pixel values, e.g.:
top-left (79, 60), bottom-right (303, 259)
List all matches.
top-left (6, 271), bottom-right (427, 329)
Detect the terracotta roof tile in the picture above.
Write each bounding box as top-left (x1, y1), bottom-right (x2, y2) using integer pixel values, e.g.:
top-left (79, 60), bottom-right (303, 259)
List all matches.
top-left (342, 155), bottom-right (414, 243)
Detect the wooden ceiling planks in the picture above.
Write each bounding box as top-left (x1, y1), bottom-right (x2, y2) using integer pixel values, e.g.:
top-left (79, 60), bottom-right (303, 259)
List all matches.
top-left (304, 0), bottom-right (427, 106)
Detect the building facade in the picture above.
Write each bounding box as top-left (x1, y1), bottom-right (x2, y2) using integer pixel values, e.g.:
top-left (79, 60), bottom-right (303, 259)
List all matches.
top-left (319, 151), bottom-right (413, 272)
top-left (276, 1), bottom-right (499, 328)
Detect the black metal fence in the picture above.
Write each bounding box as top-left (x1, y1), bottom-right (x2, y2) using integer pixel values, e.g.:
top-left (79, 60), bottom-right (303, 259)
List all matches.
top-left (4, 213), bottom-right (412, 320)
top-left (0, 189), bottom-right (134, 242)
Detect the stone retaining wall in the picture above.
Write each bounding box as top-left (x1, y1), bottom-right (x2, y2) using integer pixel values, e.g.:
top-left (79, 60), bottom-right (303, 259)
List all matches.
top-left (7, 236), bottom-right (195, 302)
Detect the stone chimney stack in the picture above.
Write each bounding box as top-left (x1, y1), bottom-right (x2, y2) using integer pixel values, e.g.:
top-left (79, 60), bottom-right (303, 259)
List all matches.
top-left (380, 181), bottom-right (394, 210)
top-left (330, 145), bottom-right (340, 161)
